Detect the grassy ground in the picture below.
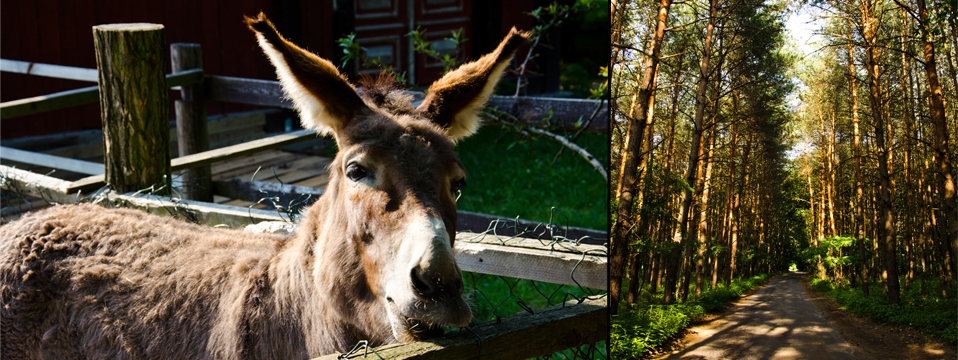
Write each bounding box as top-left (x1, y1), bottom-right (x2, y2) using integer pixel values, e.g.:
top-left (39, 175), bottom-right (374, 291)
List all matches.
top-left (453, 124), bottom-right (608, 358)
top-left (809, 277), bottom-right (958, 345)
top-left (611, 274), bottom-right (776, 359)
top-left (454, 125), bottom-right (608, 231)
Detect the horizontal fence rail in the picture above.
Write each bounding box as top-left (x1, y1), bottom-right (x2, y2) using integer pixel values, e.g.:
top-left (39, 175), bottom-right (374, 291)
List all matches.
top-left (315, 297), bottom-right (607, 360)
top-left (0, 59), bottom-right (99, 82)
top-left (0, 67), bottom-right (203, 120)
top-left (0, 146), bottom-right (103, 175)
top-left (0, 59), bottom-right (607, 132)
top-left (206, 75), bottom-right (608, 132)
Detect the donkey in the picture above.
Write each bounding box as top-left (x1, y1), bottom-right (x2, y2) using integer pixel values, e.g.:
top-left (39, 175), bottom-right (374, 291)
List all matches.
top-left (0, 13), bottom-right (528, 359)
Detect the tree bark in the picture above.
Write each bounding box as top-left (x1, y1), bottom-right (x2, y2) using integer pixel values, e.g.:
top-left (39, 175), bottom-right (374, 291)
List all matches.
top-left (861, 0), bottom-right (901, 305)
top-left (848, 38), bottom-right (869, 296)
top-left (917, 0), bottom-right (958, 286)
top-left (94, 23), bottom-right (171, 194)
top-left (665, 0), bottom-right (715, 304)
top-left (610, 0), bottom-right (672, 315)
top-left (695, 129), bottom-right (717, 296)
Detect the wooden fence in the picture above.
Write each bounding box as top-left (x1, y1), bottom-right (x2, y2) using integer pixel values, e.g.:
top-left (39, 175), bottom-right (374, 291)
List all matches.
top-left (0, 30), bottom-right (607, 359)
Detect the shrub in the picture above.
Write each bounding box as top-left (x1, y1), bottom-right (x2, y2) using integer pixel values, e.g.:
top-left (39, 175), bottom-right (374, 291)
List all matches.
top-left (817, 277), bottom-right (958, 345)
top-left (611, 273), bottom-right (776, 359)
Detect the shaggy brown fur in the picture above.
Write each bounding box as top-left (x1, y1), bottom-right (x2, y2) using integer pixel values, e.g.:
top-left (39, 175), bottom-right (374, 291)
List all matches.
top-left (0, 13), bottom-right (527, 360)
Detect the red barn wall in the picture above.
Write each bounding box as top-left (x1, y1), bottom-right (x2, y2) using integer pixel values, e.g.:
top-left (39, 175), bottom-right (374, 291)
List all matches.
top-left (0, 0), bottom-right (539, 140)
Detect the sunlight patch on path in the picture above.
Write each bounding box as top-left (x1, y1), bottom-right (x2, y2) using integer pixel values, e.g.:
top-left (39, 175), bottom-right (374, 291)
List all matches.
top-left (662, 272), bottom-right (858, 360)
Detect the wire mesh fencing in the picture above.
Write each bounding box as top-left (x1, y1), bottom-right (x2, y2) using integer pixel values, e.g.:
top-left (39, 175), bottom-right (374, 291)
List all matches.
top-left (456, 213), bottom-right (608, 359)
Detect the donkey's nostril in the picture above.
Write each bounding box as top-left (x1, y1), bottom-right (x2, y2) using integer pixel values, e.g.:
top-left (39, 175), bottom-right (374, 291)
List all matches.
top-left (410, 267), bottom-right (434, 297)
top-left (411, 265), bottom-right (465, 301)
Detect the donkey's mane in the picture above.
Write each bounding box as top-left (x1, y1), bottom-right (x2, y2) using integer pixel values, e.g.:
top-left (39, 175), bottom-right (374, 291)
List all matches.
top-left (356, 74), bottom-right (415, 116)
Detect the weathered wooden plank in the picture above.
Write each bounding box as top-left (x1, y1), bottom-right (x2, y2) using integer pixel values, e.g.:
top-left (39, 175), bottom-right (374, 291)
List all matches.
top-left (1, 129), bottom-right (103, 152)
top-left (456, 210), bottom-right (606, 244)
top-left (0, 165), bottom-right (79, 204)
top-left (0, 69), bottom-right (204, 121)
top-left (11, 110), bottom-right (270, 162)
top-left (171, 129), bottom-right (319, 171)
top-left (313, 296), bottom-right (607, 360)
top-left (172, 43), bottom-right (211, 202)
top-left (0, 70), bottom-right (200, 122)
top-left (454, 234), bottom-right (607, 290)
top-left (105, 193), bottom-right (288, 228)
top-left (165, 69), bottom-right (205, 89)
top-left (456, 231), bottom-right (607, 255)
top-left (0, 58), bottom-right (98, 82)
top-left (212, 178), bottom-right (324, 207)
top-left (0, 146), bottom-right (103, 175)
top-left (0, 85), bottom-right (99, 120)
top-left (60, 130), bottom-right (319, 194)
top-left (206, 109), bottom-right (269, 134)
top-left (206, 76), bottom-right (608, 133)
top-left (487, 96), bottom-right (608, 133)
top-left (206, 75), bottom-right (293, 108)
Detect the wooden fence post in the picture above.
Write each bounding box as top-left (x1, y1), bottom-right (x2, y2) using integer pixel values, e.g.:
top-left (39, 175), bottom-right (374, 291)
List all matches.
top-left (93, 23), bottom-right (170, 194)
top-left (171, 43), bottom-right (212, 201)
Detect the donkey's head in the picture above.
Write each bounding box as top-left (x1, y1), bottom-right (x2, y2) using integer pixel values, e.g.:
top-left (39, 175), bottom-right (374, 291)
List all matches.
top-left (245, 13), bottom-right (527, 342)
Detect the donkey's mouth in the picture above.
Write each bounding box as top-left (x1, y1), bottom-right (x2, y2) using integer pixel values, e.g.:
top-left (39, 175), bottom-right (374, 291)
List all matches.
top-left (401, 314), bottom-right (444, 339)
top-left (386, 296), bottom-right (469, 341)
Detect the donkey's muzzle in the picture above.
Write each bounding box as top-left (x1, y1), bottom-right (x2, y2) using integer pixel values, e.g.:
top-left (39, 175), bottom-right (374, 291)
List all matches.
top-left (410, 262), bottom-right (465, 301)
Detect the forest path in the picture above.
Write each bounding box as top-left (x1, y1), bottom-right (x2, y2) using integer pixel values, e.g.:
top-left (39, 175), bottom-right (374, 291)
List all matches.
top-left (662, 271), bottom-right (857, 359)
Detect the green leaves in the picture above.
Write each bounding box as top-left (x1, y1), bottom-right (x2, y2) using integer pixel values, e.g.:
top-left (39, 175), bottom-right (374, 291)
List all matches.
top-left (407, 26), bottom-right (467, 75)
top-left (612, 273), bottom-right (777, 358)
top-left (816, 277), bottom-right (958, 345)
top-left (336, 33), bottom-right (410, 87)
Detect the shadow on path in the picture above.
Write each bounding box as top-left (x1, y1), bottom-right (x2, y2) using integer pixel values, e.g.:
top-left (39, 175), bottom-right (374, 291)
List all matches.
top-left (661, 272), bottom-right (858, 360)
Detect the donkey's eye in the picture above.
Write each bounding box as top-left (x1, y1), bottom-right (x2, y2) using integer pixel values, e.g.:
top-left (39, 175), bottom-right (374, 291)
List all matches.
top-left (345, 163), bottom-right (368, 181)
top-left (452, 178), bottom-right (466, 194)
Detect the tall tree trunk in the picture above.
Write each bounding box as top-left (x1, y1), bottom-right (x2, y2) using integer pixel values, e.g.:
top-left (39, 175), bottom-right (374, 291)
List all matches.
top-left (610, 0), bottom-right (672, 315)
top-left (862, 0), bottom-right (901, 305)
top-left (714, 129), bottom-right (737, 287)
top-left (728, 134), bottom-right (750, 284)
top-left (899, 11), bottom-right (917, 289)
top-left (917, 0), bottom-right (958, 286)
top-left (665, 0), bottom-right (716, 304)
top-left (848, 39), bottom-right (869, 296)
top-left (695, 130), bottom-right (717, 296)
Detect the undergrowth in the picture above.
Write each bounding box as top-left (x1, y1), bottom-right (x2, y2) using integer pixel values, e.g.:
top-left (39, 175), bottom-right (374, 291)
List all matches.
top-left (611, 273), bottom-right (776, 359)
top-left (455, 126), bottom-right (608, 231)
top-left (809, 277), bottom-right (958, 345)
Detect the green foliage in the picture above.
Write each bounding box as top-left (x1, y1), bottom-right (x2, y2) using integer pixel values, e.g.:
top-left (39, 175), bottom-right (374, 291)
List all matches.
top-left (801, 236), bottom-right (862, 270)
top-left (455, 126), bottom-right (607, 230)
top-left (611, 274), bottom-right (776, 359)
top-left (337, 33), bottom-right (410, 86)
top-left (812, 277), bottom-right (958, 345)
top-left (408, 27), bottom-right (467, 74)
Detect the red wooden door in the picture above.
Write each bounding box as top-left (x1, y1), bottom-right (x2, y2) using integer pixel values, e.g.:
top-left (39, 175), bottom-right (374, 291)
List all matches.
top-left (353, 0), bottom-right (472, 87)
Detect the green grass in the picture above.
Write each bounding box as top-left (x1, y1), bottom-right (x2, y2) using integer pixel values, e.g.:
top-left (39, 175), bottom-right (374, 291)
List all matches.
top-left (463, 271), bottom-right (607, 359)
top-left (463, 272), bottom-right (601, 323)
top-left (611, 274), bottom-right (776, 359)
top-left (809, 277), bottom-right (958, 345)
top-left (454, 125), bottom-right (608, 231)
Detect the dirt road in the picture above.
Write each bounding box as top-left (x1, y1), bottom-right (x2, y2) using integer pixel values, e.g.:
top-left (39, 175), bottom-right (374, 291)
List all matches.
top-left (662, 272), bottom-right (858, 359)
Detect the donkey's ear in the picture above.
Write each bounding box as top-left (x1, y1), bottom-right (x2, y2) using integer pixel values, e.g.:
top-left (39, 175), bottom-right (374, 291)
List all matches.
top-left (245, 12), bottom-right (367, 136)
top-left (416, 28), bottom-right (529, 140)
